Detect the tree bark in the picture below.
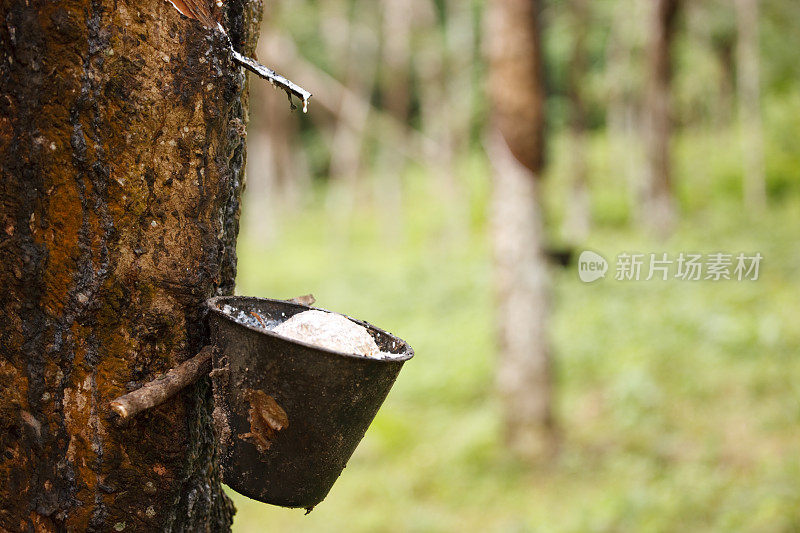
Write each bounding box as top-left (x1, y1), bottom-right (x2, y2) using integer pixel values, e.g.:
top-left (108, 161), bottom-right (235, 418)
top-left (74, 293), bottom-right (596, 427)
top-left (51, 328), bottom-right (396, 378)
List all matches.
top-left (641, 0), bottom-right (680, 236)
top-left (735, 0), bottom-right (766, 210)
top-left (485, 0), bottom-right (555, 460)
top-left (0, 0), bottom-right (262, 529)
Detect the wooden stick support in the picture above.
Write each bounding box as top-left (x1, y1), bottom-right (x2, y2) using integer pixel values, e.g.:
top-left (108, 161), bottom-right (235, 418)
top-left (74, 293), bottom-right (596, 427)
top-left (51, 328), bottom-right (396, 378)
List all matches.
top-left (109, 294), bottom-right (315, 422)
top-left (110, 346), bottom-right (214, 421)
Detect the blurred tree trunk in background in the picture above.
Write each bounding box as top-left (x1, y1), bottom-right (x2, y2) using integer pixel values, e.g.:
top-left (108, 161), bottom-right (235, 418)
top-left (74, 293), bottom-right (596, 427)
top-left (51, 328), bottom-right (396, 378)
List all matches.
top-left (0, 0), bottom-right (260, 529)
top-left (244, 7), bottom-right (309, 242)
top-left (327, 2), bottom-right (378, 194)
top-left (735, 0), bottom-right (766, 210)
top-left (374, 0), bottom-right (412, 241)
top-left (245, 81), bottom-right (307, 241)
top-left (606, 0), bottom-right (646, 223)
top-left (692, 0), bottom-right (737, 129)
top-left (486, 0), bottom-right (556, 461)
top-left (380, 0), bottom-right (411, 124)
top-left (564, 0), bottom-right (591, 243)
top-left (641, 0), bottom-right (680, 236)
top-left (417, 0), bottom-right (455, 185)
top-left (256, 70), bottom-right (307, 203)
top-left (324, 0), bottom-right (370, 189)
top-left (441, 0), bottom-right (478, 172)
top-left (715, 36), bottom-right (736, 127)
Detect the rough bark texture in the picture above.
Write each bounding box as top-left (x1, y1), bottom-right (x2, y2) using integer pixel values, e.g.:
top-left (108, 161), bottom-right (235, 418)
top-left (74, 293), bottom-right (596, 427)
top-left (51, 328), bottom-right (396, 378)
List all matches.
top-left (735, 0), bottom-right (766, 210)
top-left (0, 0), bottom-right (262, 529)
top-left (485, 0), bottom-right (555, 460)
top-left (641, 0), bottom-right (680, 236)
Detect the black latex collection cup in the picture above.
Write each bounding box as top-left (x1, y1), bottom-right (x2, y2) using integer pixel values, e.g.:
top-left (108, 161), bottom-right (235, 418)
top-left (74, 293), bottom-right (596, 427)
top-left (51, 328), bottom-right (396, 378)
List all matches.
top-left (206, 296), bottom-right (414, 510)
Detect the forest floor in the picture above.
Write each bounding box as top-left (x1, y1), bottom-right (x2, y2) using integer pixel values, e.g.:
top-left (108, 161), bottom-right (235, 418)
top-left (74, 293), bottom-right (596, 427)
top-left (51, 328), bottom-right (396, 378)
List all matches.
top-left (229, 129), bottom-right (800, 532)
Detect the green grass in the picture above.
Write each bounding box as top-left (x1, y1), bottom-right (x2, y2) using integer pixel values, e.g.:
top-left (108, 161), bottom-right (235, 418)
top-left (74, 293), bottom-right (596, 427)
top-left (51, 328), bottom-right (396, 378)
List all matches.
top-left (229, 130), bottom-right (800, 532)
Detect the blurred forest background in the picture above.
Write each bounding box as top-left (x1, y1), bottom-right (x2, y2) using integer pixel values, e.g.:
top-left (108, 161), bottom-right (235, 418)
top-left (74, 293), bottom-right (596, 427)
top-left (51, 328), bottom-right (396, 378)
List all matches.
top-left (230, 0), bottom-right (800, 530)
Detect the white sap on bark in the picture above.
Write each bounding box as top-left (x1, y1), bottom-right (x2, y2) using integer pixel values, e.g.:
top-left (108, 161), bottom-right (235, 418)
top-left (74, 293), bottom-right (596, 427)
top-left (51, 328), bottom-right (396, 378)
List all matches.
top-left (488, 133), bottom-right (555, 459)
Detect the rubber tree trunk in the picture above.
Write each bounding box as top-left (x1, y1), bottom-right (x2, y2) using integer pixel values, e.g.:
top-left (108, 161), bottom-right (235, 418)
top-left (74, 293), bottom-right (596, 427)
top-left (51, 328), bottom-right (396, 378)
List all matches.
top-left (0, 0), bottom-right (262, 529)
top-left (735, 0), bottom-right (766, 210)
top-left (641, 0), bottom-right (680, 236)
top-left (485, 0), bottom-right (556, 461)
